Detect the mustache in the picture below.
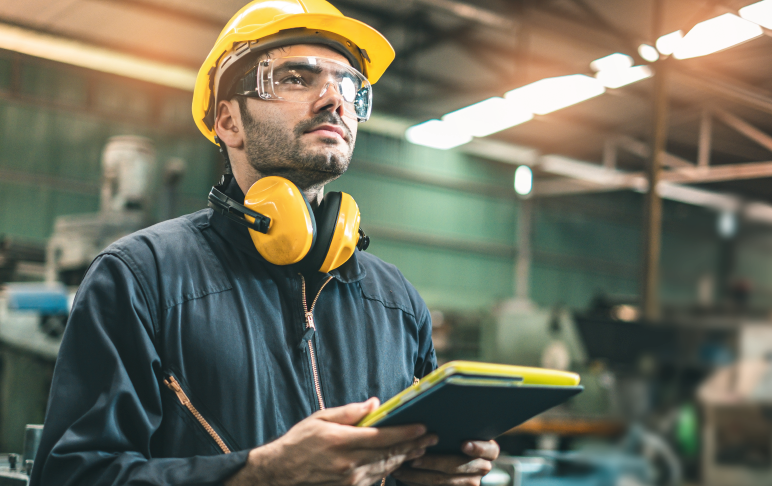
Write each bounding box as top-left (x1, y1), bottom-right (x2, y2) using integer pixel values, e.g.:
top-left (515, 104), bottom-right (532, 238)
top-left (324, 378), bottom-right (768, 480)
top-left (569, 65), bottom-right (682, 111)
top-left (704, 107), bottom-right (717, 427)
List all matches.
top-left (294, 111), bottom-right (353, 141)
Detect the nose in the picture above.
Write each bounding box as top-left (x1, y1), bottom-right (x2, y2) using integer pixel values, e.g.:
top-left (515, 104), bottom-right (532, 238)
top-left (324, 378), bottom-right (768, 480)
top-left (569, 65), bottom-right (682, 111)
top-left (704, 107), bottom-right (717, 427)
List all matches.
top-left (313, 81), bottom-right (346, 118)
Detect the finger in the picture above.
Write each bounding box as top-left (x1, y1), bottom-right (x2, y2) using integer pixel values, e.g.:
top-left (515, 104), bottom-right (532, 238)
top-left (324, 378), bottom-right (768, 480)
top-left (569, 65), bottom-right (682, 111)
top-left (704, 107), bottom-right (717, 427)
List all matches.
top-left (392, 467), bottom-right (481, 486)
top-left (315, 398), bottom-right (381, 425)
top-left (410, 455), bottom-right (492, 475)
top-left (344, 425), bottom-right (432, 449)
top-left (351, 433), bottom-right (438, 478)
top-left (461, 440), bottom-right (500, 461)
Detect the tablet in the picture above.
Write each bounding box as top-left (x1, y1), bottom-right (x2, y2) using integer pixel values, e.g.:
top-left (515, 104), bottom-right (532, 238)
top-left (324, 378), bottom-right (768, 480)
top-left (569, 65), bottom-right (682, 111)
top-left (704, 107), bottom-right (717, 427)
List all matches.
top-left (358, 361), bottom-right (583, 453)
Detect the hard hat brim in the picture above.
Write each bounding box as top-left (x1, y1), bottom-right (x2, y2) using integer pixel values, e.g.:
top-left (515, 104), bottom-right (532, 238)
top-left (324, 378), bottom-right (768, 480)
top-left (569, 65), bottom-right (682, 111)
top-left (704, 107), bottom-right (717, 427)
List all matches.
top-left (193, 13), bottom-right (395, 144)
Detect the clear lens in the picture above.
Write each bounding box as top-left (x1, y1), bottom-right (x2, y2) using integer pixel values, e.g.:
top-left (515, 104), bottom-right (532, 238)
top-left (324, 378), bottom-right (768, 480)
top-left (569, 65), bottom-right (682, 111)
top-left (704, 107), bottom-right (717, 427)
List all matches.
top-left (259, 56), bottom-right (371, 121)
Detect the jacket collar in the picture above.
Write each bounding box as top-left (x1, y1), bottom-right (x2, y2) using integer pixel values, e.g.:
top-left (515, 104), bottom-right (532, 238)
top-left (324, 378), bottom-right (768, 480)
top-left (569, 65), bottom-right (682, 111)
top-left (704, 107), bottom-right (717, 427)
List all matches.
top-left (208, 176), bottom-right (367, 283)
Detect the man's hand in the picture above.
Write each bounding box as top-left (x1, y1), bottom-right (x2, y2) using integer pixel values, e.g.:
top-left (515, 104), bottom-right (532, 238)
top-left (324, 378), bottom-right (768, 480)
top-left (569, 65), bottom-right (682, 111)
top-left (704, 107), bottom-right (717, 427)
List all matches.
top-left (390, 440), bottom-right (500, 486)
top-left (225, 397), bottom-right (438, 486)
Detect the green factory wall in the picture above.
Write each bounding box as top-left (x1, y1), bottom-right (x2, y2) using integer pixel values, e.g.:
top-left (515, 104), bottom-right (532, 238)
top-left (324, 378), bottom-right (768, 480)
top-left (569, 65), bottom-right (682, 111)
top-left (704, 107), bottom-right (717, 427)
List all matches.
top-left (1, 50), bottom-right (768, 312)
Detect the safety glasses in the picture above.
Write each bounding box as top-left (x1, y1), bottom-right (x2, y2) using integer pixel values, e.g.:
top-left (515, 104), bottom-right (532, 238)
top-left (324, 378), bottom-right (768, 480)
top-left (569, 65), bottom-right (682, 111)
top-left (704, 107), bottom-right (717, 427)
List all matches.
top-left (232, 56), bottom-right (372, 122)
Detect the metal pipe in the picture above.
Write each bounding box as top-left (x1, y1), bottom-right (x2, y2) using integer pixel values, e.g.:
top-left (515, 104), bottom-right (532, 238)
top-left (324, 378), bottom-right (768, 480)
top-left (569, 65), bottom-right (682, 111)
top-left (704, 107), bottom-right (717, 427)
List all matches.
top-left (698, 107), bottom-right (712, 167)
top-left (411, 0), bottom-right (515, 30)
top-left (515, 199), bottom-right (533, 300)
top-left (642, 0), bottom-right (668, 321)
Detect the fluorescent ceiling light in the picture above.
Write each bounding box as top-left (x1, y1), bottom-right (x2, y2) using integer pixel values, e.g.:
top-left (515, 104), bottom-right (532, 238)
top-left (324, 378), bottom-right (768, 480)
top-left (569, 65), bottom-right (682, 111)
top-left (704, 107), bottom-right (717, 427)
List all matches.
top-left (655, 30), bottom-right (683, 55)
top-left (590, 53), bottom-right (633, 72)
top-left (0, 22), bottom-right (196, 91)
top-left (740, 0), bottom-right (772, 29)
top-left (674, 14), bottom-right (762, 59)
top-left (405, 120), bottom-right (472, 150)
top-left (514, 165), bottom-right (533, 196)
top-left (717, 210), bottom-right (738, 238)
top-left (442, 97), bottom-right (533, 138)
top-left (504, 75), bottom-right (605, 115)
top-left (596, 65), bottom-right (652, 89)
top-left (638, 44), bottom-right (660, 62)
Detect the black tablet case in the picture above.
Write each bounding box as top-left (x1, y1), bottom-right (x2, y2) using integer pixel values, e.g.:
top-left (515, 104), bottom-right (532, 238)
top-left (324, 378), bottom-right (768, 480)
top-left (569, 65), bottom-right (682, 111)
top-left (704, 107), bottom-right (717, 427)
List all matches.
top-left (371, 379), bottom-right (584, 454)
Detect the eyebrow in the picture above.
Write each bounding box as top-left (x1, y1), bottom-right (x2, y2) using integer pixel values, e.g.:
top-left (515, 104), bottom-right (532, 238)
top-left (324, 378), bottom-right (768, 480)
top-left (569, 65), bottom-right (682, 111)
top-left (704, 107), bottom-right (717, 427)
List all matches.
top-left (274, 62), bottom-right (324, 76)
top-left (274, 61), bottom-right (357, 81)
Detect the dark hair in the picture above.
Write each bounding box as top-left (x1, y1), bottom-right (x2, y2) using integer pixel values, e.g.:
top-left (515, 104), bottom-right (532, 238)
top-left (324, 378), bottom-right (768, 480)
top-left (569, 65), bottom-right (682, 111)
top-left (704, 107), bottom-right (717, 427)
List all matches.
top-left (234, 95), bottom-right (255, 126)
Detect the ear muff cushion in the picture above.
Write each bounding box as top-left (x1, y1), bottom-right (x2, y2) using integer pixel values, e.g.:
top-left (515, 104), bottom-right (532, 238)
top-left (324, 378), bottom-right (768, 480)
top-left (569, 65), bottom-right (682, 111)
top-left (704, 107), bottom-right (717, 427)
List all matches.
top-left (319, 193), bottom-right (360, 273)
top-left (244, 176), bottom-right (316, 265)
top-left (303, 192), bottom-right (342, 272)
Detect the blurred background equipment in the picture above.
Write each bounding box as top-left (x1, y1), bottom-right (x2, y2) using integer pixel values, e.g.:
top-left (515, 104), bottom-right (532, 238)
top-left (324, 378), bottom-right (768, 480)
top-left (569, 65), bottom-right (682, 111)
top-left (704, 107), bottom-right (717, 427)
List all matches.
top-left (0, 238), bottom-right (45, 285)
top-left (0, 424), bottom-right (44, 485)
top-left (45, 135), bottom-right (156, 286)
top-left (696, 324), bottom-right (772, 486)
top-left (0, 134), bottom-right (179, 453)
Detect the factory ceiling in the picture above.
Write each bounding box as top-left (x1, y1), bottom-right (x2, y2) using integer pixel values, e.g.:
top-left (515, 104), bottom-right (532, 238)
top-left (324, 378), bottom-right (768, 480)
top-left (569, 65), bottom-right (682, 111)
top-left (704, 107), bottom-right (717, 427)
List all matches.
top-left (2, 0), bottom-right (772, 202)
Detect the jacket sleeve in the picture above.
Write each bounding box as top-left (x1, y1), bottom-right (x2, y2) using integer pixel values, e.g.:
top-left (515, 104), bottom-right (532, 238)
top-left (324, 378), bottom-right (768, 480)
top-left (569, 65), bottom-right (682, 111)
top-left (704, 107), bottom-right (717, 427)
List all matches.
top-left (403, 276), bottom-right (437, 379)
top-left (30, 254), bottom-right (249, 486)
top-left (413, 304), bottom-right (437, 379)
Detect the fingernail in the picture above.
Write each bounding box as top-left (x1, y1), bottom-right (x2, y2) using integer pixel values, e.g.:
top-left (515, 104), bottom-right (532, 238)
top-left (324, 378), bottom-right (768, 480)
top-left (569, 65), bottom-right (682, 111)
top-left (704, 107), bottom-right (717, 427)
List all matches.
top-left (414, 425), bottom-right (427, 436)
top-left (412, 458), bottom-right (423, 467)
top-left (462, 441), bottom-right (474, 453)
top-left (425, 435), bottom-right (439, 446)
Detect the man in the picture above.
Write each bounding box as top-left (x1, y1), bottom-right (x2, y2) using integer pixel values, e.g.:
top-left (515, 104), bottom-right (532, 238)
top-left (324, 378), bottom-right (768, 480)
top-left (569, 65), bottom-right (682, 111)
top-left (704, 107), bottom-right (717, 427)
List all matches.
top-left (31, 1), bottom-right (498, 485)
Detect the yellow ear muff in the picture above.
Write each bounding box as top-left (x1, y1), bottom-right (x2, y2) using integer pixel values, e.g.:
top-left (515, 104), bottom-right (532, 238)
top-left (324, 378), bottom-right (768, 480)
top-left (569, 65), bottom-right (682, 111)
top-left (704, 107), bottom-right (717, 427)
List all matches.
top-left (244, 176), bottom-right (315, 265)
top-left (319, 193), bottom-right (361, 273)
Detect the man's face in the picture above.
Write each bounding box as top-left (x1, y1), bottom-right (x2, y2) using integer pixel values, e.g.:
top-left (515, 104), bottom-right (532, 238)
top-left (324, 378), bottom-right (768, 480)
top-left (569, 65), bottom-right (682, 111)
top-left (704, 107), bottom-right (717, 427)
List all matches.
top-left (238, 44), bottom-right (359, 192)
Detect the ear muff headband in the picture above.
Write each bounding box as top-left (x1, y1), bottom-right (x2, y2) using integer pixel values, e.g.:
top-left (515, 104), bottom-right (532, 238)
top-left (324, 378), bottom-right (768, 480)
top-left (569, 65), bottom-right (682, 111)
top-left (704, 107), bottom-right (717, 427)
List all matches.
top-left (208, 185), bottom-right (271, 233)
top-left (244, 177), bottom-right (316, 265)
top-left (302, 191), bottom-right (342, 273)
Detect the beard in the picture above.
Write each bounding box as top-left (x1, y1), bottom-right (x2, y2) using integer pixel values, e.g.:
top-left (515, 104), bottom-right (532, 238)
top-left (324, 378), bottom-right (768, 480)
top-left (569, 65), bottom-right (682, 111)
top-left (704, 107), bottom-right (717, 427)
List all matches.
top-left (241, 107), bottom-right (355, 191)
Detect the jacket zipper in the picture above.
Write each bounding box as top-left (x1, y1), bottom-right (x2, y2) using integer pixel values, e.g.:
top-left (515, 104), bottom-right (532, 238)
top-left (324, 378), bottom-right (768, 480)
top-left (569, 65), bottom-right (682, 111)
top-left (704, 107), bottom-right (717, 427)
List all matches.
top-left (163, 375), bottom-right (231, 454)
top-left (300, 274), bottom-right (333, 411)
top-left (300, 277), bottom-right (385, 485)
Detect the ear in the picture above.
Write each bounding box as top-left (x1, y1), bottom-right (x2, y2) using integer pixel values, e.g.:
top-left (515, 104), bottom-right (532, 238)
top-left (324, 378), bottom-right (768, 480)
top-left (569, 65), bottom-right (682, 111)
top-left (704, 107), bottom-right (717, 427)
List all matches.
top-left (214, 99), bottom-right (244, 150)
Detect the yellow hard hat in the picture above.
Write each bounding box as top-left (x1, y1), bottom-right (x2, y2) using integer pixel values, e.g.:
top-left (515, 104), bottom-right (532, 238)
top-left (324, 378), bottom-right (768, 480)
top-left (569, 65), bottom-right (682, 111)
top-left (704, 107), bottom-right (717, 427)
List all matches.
top-left (193, 0), bottom-right (395, 144)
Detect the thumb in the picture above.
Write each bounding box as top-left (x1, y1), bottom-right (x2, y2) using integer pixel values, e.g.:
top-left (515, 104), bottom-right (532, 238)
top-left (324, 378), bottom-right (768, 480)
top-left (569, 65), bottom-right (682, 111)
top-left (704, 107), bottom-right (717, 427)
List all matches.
top-left (316, 397), bottom-right (381, 425)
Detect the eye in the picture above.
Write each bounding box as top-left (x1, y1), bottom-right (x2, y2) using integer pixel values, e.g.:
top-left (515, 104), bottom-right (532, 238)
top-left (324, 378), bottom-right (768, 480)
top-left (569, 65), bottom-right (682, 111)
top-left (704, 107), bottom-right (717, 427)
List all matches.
top-left (279, 74), bottom-right (307, 86)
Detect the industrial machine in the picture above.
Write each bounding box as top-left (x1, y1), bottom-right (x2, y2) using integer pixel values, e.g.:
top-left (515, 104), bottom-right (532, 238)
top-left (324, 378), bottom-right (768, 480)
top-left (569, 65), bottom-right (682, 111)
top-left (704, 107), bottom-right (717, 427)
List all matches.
top-left (0, 424), bottom-right (44, 485)
top-left (482, 425), bottom-right (680, 486)
top-left (0, 135), bottom-right (169, 452)
top-left (45, 136), bottom-right (156, 286)
top-left (698, 324), bottom-right (772, 486)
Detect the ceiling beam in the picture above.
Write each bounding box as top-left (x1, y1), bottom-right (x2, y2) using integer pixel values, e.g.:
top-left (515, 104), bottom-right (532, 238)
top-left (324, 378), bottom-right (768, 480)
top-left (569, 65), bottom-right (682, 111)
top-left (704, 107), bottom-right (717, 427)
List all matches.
top-left (712, 107), bottom-right (772, 153)
top-left (662, 161), bottom-right (772, 184)
top-left (533, 178), bottom-right (622, 197)
top-left (412, 0), bottom-right (516, 30)
top-left (90, 0), bottom-right (225, 30)
top-left (567, 0), bottom-right (644, 61)
top-left (674, 69), bottom-right (772, 117)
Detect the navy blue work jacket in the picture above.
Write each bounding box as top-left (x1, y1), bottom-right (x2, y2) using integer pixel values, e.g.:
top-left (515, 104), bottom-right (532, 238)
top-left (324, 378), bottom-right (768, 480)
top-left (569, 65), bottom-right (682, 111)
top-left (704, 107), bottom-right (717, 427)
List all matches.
top-left (30, 180), bottom-right (436, 485)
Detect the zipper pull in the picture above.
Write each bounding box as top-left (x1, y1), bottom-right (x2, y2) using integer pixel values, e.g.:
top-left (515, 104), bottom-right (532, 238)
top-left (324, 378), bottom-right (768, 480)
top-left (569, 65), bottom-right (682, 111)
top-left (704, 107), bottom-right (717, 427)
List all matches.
top-left (299, 311), bottom-right (316, 349)
top-left (298, 327), bottom-right (315, 349)
top-left (163, 376), bottom-right (190, 406)
top-left (305, 311), bottom-right (315, 329)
